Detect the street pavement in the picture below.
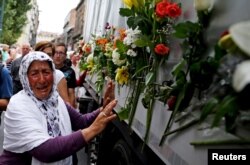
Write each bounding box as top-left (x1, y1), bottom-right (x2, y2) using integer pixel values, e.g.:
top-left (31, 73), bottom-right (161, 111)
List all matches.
top-left (0, 112), bottom-right (88, 164)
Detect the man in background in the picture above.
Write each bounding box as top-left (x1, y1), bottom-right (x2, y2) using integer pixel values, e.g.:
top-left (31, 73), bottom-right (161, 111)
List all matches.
top-left (0, 64), bottom-right (13, 124)
top-left (10, 43), bottom-right (31, 94)
top-left (53, 43), bottom-right (77, 108)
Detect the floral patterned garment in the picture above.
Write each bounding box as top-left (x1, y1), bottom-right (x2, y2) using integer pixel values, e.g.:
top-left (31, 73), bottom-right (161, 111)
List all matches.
top-left (19, 51), bottom-right (61, 137)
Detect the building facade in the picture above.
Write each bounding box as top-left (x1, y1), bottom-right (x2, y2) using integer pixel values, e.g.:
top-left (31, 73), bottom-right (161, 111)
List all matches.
top-left (73, 0), bottom-right (85, 49)
top-left (36, 31), bottom-right (60, 43)
top-left (63, 8), bottom-right (76, 51)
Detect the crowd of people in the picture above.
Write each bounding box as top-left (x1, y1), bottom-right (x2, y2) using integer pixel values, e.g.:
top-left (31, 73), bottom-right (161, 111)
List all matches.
top-left (0, 41), bottom-right (117, 164)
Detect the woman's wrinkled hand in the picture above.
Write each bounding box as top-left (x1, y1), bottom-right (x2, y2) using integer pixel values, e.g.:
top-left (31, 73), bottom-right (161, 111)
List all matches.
top-left (82, 99), bottom-right (117, 142)
top-left (103, 79), bottom-right (115, 108)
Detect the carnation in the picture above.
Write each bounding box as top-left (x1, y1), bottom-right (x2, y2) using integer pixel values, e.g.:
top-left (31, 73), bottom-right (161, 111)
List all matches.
top-left (127, 49), bottom-right (137, 57)
top-left (86, 53), bottom-right (94, 63)
top-left (112, 48), bottom-right (127, 66)
top-left (123, 27), bottom-right (141, 46)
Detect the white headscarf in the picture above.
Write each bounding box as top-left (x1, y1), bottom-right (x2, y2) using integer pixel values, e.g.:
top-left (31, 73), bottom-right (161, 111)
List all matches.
top-left (4, 51), bottom-right (72, 165)
top-left (19, 51), bottom-right (61, 137)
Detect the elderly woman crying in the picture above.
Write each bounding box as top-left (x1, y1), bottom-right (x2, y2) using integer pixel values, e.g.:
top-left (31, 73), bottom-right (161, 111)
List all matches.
top-left (0, 51), bottom-right (117, 165)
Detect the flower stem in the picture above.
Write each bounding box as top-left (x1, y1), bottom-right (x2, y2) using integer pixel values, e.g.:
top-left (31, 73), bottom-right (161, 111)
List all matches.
top-left (163, 118), bottom-right (199, 137)
top-left (190, 139), bottom-right (250, 146)
top-left (142, 93), bottom-right (155, 151)
top-left (128, 78), bottom-right (143, 127)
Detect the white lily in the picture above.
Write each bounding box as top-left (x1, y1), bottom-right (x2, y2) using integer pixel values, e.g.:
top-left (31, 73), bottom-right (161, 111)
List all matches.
top-left (230, 21), bottom-right (250, 57)
top-left (232, 61), bottom-right (250, 92)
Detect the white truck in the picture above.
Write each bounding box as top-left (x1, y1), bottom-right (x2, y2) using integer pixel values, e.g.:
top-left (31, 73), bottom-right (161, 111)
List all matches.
top-left (78, 0), bottom-right (250, 164)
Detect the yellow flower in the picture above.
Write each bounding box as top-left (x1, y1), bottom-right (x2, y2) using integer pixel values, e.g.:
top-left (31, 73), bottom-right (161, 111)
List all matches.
top-left (123, 0), bottom-right (144, 9)
top-left (115, 66), bottom-right (129, 85)
top-left (123, 0), bottom-right (133, 8)
top-left (218, 34), bottom-right (237, 53)
top-left (87, 62), bottom-right (94, 70)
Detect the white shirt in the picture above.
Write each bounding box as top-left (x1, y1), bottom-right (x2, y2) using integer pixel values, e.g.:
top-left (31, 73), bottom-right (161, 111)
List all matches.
top-left (55, 69), bottom-right (65, 85)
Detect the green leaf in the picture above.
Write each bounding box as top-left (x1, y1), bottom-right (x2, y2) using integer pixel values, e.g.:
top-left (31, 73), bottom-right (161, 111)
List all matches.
top-left (173, 21), bottom-right (200, 39)
top-left (145, 72), bottom-right (155, 86)
top-left (175, 71), bottom-right (186, 87)
top-left (119, 8), bottom-right (133, 17)
top-left (117, 107), bottom-right (130, 120)
top-left (212, 95), bottom-right (238, 127)
top-left (132, 65), bottom-right (151, 79)
top-left (171, 58), bottom-right (186, 77)
top-left (134, 35), bottom-right (153, 48)
top-left (134, 39), bottom-right (149, 47)
top-left (200, 97), bottom-right (218, 122)
top-left (214, 44), bottom-right (227, 61)
top-left (116, 40), bottom-right (128, 54)
top-left (190, 62), bottom-right (200, 73)
top-left (79, 63), bottom-right (88, 71)
top-left (127, 17), bottom-right (135, 28)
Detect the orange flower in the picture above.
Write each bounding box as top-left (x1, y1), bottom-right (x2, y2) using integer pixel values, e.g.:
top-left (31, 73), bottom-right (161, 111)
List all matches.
top-left (118, 28), bottom-right (127, 41)
top-left (154, 44), bottom-right (170, 56)
top-left (96, 38), bottom-right (109, 45)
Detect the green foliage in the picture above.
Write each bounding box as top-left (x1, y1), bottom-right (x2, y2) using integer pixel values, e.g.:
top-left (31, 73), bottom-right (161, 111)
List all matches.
top-left (173, 21), bottom-right (201, 39)
top-left (134, 35), bottom-right (152, 48)
top-left (119, 8), bottom-right (134, 17)
top-left (200, 97), bottom-right (219, 122)
top-left (79, 60), bottom-right (89, 71)
top-left (115, 40), bottom-right (127, 54)
top-left (1, 0), bottom-right (32, 44)
top-left (119, 3), bottom-right (154, 35)
top-left (212, 95), bottom-right (238, 128)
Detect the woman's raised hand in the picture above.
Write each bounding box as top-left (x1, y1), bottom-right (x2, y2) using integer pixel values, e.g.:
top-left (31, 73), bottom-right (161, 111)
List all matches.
top-left (82, 99), bottom-right (117, 142)
top-left (103, 79), bottom-right (115, 108)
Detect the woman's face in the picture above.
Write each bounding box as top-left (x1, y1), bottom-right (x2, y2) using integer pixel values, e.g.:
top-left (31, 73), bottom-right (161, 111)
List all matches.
top-left (42, 47), bottom-right (53, 57)
top-left (27, 61), bottom-right (54, 100)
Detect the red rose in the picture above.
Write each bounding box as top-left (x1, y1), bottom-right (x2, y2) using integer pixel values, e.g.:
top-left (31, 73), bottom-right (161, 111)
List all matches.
top-left (166, 3), bottom-right (182, 18)
top-left (154, 44), bottom-right (170, 56)
top-left (155, 1), bottom-right (170, 18)
top-left (167, 95), bottom-right (177, 110)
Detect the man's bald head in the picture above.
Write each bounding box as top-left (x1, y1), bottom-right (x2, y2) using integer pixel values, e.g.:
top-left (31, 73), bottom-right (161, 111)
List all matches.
top-left (21, 43), bottom-right (31, 56)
